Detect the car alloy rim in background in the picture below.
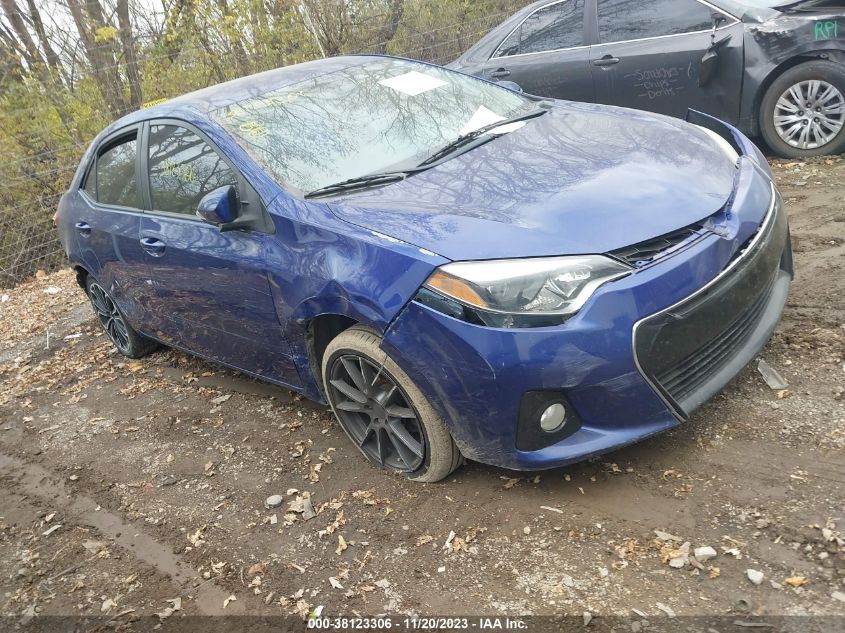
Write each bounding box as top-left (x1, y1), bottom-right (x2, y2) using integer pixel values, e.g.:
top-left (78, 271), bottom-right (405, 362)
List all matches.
top-left (774, 79), bottom-right (845, 149)
top-left (328, 354), bottom-right (425, 473)
top-left (88, 282), bottom-right (131, 353)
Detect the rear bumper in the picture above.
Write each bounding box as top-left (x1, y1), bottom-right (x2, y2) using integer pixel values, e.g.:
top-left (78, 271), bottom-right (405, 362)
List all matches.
top-left (382, 152), bottom-right (790, 472)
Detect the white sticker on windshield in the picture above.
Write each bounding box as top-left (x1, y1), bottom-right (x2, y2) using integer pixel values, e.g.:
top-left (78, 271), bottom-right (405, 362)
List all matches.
top-left (378, 71), bottom-right (448, 96)
top-left (459, 106), bottom-right (507, 136)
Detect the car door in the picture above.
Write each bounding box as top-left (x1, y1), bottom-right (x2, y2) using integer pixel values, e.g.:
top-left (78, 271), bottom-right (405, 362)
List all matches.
top-left (138, 120), bottom-right (300, 386)
top-left (74, 127), bottom-right (151, 326)
top-left (481, 0), bottom-right (593, 102)
top-left (589, 0), bottom-right (744, 122)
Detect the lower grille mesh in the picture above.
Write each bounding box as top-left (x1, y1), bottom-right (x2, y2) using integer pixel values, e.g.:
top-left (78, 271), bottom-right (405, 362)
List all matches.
top-left (633, 187), bottom-right (789, 417)
top-left (654, 276), bottom-right (776, 403)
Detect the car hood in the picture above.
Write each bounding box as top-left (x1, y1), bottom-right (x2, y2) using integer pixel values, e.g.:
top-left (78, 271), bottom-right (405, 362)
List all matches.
top-left (327, 101), bottom-right (738, 261)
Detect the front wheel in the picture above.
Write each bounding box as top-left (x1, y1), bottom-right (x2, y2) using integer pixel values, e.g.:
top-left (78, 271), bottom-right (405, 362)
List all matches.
top-left (760, 60), bottom-right (845, 158)
top-left (322, 327), bottom-right (463, 482)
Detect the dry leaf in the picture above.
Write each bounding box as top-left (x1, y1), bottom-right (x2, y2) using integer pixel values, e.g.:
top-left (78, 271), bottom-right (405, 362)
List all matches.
top-left (785, 576), bottom-right (808, 587)
top-left (289, 441), bottom-right (307, 457)
top-left (336, 534), bottom-right (348, 555)
top-left (309, 463), bottom-right (322, 483)
top-left (187, 526), bottom-right (206, 546)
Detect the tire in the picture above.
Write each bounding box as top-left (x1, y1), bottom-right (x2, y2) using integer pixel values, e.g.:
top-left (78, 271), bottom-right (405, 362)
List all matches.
top-left (322, 326), bottom-right (463, 482)
top-left (760, 60), bottom-right (845, 158)
top-left (85, 276), bottom-right (159, 359)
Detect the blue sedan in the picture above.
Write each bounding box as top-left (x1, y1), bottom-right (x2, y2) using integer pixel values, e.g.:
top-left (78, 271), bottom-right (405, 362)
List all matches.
top-left (56, 55), bottom-right (792, 482)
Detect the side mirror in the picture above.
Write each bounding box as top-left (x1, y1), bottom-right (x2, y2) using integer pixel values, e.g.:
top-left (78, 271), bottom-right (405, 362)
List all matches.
top-left (699, 49), bottom-right (719, 87)
top-left (197, 185), bottom-right (238, 226)
top-left (496, 80), bottom-right (523, 94)
top-left (699, 34), bottom-right (731, 87)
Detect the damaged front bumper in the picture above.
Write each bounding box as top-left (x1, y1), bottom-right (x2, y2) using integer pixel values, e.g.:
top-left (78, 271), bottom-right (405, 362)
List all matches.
top-left (382, 120), bottom-right (792, 471)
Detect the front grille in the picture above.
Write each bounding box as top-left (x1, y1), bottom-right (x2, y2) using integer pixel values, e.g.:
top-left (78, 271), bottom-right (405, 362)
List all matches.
top-left (633, 187), bottom-right (789, 416)
top-left (654, 274), bottom-right (775, 403)
top-left (613, 223), bottom-right (705, 268)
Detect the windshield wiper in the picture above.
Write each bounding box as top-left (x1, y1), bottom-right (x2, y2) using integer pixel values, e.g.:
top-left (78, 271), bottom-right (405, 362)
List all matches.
top-left (417, 106), bottom-right (551, 168)
top-left (305, 172), bottom-right (411, 199)
top-left (305, 105), bottom-right (552, 199)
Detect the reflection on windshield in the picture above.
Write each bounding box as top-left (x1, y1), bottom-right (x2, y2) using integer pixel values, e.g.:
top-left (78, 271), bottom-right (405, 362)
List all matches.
top-left (210, 59), bottom-right (534, 195)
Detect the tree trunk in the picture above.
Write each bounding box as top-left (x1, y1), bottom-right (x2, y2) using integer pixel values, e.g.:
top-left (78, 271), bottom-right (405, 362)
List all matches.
top-left (0, 0), bottom-right (80, 139)
top-left (214, 0), bottom-right (251, 73)
top-left (116, 0), bottom-right (142, 109)
top-left (0, 0), bottom-right (42, 66)
top-left (65, 0), bottom-right (128, 116)
top-left (374, 0), bottom-right (405, 54)
top-left (24, 0), bottom-right (63, 77)
top-left (0, 25), bottom-right (24, 83)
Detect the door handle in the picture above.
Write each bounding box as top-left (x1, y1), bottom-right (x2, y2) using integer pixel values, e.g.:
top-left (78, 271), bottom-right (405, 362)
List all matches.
top-left (140, 237), bottom-right (166, 257)
top-left (489, 68), bottom-right (511, 78)
top-left (593, 55), bottom-right (620, 67)
top-left (74, 221), bottom-right (91, 236)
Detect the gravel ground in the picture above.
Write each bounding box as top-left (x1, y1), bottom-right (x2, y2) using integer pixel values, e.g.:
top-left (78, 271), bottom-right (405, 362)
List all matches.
top-left (0, 158), bottom-right (843, 631)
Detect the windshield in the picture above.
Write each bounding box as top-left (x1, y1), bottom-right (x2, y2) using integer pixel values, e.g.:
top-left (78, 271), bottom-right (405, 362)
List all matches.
top-left (211, 58), bottom-right (535, 195)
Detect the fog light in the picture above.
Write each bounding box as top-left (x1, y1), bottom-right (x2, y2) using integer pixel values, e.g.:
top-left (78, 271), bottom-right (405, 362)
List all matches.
top-left (539, 403), bottom-right (567, 433)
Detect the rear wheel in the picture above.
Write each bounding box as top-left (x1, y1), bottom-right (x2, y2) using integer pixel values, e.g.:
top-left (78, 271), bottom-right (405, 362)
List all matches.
top-left (322, 327), bottom-right (462, 482)
top-left (760, 60), bottom-right (845, 158)
top-left (86, 277), bottom-right (158, 359)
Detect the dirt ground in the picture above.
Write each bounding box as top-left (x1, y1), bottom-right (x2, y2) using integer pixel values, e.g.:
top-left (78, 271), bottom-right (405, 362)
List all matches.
top-left (0, 157), bottom-right (843, 631)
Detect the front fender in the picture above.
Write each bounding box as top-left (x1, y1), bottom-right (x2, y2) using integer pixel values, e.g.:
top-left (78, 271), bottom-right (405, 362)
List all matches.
top-left (264, 198), bottom-right (447, 397)
top-left (741, 15), bottom-right (845, 133)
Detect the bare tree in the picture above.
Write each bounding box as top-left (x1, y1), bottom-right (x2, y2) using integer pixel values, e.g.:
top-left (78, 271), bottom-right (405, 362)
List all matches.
top-left (65, 0), bottom-right (128, 116)
top-left (373, 0), bottom-right (405, 53)
top-left (1, 0), bottom-right (45, 69)
top-left (0, 0), bottom-right (80, 137)
top-left (116, 0), bottom-right (142, 108)
top-left (24, 0), bottom-right (64, 77)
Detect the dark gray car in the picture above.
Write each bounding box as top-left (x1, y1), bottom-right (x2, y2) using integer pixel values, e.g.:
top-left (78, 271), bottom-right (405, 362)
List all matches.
top-left (449, 0), bottom-right (845, 157)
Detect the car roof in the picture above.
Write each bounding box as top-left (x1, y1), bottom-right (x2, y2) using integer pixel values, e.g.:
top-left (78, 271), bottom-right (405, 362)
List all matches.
top-left (101, 55), bottom-right (375, 135)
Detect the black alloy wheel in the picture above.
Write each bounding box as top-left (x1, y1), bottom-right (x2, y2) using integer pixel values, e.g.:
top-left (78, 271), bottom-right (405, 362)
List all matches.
top-left (84, 276), bottom-right (159, 359)
top-left (88, 281), bottom-right (132, 354)
top-left (327, 354), bottom-right (426, 473)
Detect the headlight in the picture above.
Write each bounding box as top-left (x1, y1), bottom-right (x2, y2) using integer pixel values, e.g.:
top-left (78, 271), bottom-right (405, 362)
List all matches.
top-left (420, 255), bottom-right (631, 328)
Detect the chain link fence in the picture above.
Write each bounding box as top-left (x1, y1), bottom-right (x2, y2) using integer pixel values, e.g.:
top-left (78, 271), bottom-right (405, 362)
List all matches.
top-left (0, 1), bottom-right (527, 288)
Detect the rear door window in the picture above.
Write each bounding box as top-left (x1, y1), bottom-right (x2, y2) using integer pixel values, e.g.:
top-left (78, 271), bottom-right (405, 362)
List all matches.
top-left (147, 124), bottom-right (238, 216)
top-left (95, 134), bottom-right (139, 208)
top-left (495, 0), bottom-right (584, 57)
top-left (597, 0), bottom-right (717, 44)
top-left (81, 160), bottom-right (97, 199)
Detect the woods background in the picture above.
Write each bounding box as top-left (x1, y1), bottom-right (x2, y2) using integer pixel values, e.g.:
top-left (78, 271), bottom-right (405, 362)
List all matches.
top-left (0, 0), bottom-right (528, 287)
